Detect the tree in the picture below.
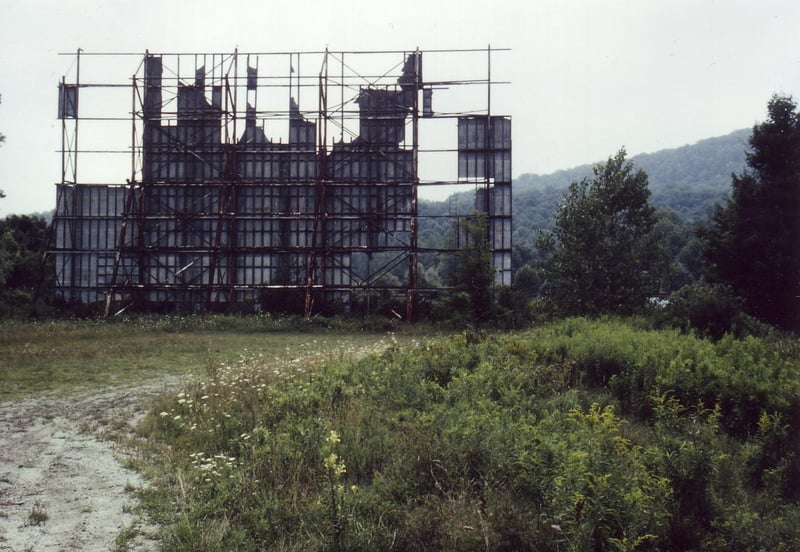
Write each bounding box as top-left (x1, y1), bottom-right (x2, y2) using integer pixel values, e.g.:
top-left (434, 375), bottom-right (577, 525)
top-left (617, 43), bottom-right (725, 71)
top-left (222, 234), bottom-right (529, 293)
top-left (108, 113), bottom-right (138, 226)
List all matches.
top-left (652, 208), bottom-right (704, 292)
top-left (701, 95), bottom-right (800, 331)
top-left (0, 215), bottom-right (54, 316)
top-left (0, 229), bottom-right (17, 287)
top-left (538, 149), bottom-right (665, 316)
top-left (453, 212), bottom-right (496, 324)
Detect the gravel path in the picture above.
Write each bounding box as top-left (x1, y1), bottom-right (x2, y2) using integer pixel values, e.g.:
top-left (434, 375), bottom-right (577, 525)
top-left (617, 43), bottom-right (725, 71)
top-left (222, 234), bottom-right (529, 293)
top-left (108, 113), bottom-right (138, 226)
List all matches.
top-left (0, 378), bottom-right (184, 551)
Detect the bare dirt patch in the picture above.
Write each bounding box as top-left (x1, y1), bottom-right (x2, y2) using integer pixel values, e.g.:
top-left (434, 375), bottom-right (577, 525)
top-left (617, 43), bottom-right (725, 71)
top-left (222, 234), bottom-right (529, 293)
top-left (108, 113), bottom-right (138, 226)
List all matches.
top-left (0, 378), bottom-right (184, 551)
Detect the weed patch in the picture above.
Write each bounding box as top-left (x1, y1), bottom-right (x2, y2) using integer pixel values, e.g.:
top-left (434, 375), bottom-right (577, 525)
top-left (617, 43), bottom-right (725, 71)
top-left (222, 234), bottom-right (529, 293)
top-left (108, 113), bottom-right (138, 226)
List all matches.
top-left (26, 502), bottom-right (48, 526)
top-left (130, 317), bottom-right (800, 550)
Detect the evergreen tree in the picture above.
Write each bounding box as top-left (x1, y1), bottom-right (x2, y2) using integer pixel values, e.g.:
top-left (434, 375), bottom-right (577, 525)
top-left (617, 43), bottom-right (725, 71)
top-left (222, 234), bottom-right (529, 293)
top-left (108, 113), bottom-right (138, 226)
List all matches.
top-left (701, 95), bottom-right (800, 331)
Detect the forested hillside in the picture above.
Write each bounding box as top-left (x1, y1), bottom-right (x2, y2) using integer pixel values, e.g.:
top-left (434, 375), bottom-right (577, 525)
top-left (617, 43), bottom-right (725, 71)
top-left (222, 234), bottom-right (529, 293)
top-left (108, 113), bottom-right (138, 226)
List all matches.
top-left (514, 129), bottom-right (749, 246)
top-left (420, 128), bottom-right (748, 245)
top-left (515, 128), bottom-right (749, 221)
top-left (419, 128), bottom-right (751, 279)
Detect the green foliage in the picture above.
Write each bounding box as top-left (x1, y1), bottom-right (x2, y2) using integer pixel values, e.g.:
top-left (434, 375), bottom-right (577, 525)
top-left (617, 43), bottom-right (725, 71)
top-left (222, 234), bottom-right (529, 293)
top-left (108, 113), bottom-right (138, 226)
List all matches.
top-left (136, 317), bottom-right (800, 551)
top-left (538, 149), bottom-right (666, 316)
top-left (0, 316), bottom-right (411, 400)
top-left (515, 129), bottom-right (749, 226)
top-left (0, 214), bottom-right (54, 317)
top-left (419, 130), bottom-right (748, 303)
top-left (530, 318), bottom-right (800, 434)
top-left (453, 213), bottom-right (496, 324)
top-left (651, 209), bottom-right (698, 292)
top-left (702, 95), bottom-right (800, 332)
top-left (655, 282), bottom-right (754, 340)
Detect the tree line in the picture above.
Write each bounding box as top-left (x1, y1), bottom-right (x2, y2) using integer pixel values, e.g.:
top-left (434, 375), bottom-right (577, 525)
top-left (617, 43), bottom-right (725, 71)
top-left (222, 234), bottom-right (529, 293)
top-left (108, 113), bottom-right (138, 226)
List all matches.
top-left (483, 94), bottom-right (798, 335)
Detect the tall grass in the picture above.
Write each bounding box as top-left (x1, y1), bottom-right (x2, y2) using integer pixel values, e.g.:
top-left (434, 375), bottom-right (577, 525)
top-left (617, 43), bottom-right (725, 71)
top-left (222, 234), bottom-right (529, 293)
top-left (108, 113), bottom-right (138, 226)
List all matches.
top-left (134, 318), bottom-right (800, 551)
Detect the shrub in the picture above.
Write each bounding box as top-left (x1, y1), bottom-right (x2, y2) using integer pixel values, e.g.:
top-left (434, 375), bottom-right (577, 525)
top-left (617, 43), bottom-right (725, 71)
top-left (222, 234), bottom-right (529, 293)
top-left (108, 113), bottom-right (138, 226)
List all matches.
top-left (655, 282), bottom-right (767, 339)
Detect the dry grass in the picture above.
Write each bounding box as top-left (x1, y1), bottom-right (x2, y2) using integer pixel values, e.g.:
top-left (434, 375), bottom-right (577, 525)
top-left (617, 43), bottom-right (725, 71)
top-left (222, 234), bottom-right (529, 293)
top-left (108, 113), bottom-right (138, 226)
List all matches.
top-left (0, 317), bottom-right (421, 401)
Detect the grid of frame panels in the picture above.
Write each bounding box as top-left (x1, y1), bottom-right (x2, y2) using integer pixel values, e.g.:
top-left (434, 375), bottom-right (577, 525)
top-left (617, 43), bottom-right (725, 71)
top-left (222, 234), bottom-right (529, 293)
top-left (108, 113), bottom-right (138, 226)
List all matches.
top-left (52, 184), bottom-right (128, 303)
top-left (458, 116), bottom-right (513, 286)
top-left (457, 116), bottom-right (512, 182)
top-left (52, 49), bottom-right (512, 316)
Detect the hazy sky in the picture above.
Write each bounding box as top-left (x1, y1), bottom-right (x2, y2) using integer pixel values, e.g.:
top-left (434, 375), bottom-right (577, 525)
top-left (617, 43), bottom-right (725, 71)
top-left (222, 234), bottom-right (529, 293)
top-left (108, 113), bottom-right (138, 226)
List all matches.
top-left (1, 0), bottom-right (798, 215)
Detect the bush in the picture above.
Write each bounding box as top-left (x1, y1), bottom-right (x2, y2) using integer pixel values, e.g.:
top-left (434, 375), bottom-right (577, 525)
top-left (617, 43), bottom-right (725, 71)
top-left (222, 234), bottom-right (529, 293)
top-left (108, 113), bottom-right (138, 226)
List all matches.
top-left (655, 282), bottom-right (770, 339)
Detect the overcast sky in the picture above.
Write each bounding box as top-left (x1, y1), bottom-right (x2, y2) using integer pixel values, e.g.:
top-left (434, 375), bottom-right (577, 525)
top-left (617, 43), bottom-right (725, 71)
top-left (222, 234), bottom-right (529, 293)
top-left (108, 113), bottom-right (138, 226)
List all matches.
top-left (1, 0), bottom-right (798, 215)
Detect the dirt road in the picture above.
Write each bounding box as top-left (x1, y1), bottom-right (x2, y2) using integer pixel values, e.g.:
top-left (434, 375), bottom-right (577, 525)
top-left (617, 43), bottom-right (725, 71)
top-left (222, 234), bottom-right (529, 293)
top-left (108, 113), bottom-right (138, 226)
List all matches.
top-left (0, 379), bottom-right (183, 551)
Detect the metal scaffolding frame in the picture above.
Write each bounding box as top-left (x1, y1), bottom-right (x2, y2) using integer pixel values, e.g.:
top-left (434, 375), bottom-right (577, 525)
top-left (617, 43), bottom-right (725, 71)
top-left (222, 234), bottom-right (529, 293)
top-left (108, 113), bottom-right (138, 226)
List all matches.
top-left (51, 48), bottom-right (512, 319)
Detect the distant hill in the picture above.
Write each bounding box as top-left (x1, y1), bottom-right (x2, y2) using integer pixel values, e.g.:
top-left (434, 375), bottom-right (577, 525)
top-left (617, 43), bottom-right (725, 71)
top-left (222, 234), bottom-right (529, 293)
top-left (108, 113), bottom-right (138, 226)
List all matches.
top-left (420, 128), bottom-right (752, 254)
top-left (514, 128), bottom-right (750, 225)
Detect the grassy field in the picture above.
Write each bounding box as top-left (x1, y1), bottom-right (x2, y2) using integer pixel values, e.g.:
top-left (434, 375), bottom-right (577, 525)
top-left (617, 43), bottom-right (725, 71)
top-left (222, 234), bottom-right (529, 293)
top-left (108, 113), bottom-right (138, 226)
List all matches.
top-left (5, 315), bottom-right (800, 551)
top-left (0, 315), bottom-right (421, 400)
top-left (131, 317), bottom-right (800, 551)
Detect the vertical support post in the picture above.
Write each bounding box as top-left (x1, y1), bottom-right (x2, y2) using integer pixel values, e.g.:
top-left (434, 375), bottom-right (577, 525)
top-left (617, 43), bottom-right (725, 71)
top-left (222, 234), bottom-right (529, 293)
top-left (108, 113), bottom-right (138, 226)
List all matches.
top-left (136, 53), bottom-right (150, 306)
top-left (66, 49), bottom-right (82, 301)
top-left (60, 76), bottom-right (67, 185)
top-left (484, 43), bottom-right (493, 265)
top-left (104, 72), bottom-right (140, 317)
top-left (58, 74), bottom-right (72, 297)
top-left (207, 51), bottom-right (240, 310)
top-left (406, 49), bottom-right (421, 322)
top-left (130, 73), bottom-right (138, 185)
top-left (340, 53), bottom-right (345, 142)
top-left (487, 45), bottom-right (492, 118)
top-left (319, 53), bottom-right (328, 310)
top-left (305, 49), bottom-right (329, 319)
top-left (73, 49), bottom-right (81, 186)
top-left (232, 49), bottom-right (238, 161)
top-left (484, 44), bottom-right (492, 217)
